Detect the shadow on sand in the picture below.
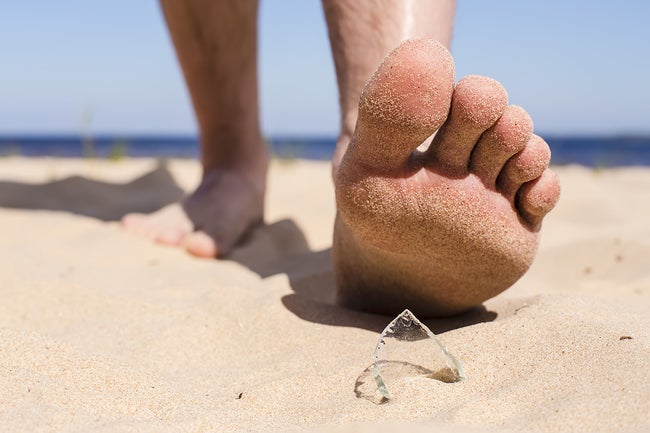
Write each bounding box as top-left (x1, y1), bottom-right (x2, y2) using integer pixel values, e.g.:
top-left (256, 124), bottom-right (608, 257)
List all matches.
top-left (0, 160), bottom-right (496, 333)
top-left (0, 160), bottom-right (184, 221)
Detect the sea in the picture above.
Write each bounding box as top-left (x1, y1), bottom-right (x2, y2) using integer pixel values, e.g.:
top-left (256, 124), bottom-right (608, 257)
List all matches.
top-left (1, 135), bottom-right (650, 167)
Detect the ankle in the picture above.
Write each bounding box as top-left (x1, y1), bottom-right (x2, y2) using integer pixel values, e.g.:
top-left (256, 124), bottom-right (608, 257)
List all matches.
top-left (201, 133), bottom-right (269, 174)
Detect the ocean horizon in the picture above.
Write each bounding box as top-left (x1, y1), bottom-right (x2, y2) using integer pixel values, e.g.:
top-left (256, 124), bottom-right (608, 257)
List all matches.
top-left (2, 134), bottom-right (650, 167)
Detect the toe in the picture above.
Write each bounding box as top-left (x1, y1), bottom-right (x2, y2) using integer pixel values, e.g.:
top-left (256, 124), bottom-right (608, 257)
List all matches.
top-left (517, 169), bottom-right (561, 227)
top-left (121, 213), bottom-right (146, 232)
top-left (155, 227), bottom-right (187, 246)
top-left (348, 38), bottom-right (455, 173)
top-left (184, 231), bottom-right (218, 258)
top-left (470, 105), bottom-right (533, 188)
top-left (498, 134), bottom-right (551, 199)
top-left (122, 213), bottom-right (159, 238)
top-left (427, 75), bottom-right (508, 175)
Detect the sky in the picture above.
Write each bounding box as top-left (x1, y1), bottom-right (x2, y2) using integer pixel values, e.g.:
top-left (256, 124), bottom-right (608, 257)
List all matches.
top-left (1, 1), bottom-right (649, 137)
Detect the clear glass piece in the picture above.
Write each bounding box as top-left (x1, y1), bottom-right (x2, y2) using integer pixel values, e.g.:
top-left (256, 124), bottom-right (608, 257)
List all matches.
top-left (373, 309), bottom-right (465, 400)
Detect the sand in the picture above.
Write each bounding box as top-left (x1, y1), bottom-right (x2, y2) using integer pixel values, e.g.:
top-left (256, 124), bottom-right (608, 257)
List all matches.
top-left (0, 157), bottom-right (649, 433)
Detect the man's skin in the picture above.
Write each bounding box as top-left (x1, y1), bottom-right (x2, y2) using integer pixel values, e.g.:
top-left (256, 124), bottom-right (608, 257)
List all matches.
top-left (123, 0), bottom-right (560, 317)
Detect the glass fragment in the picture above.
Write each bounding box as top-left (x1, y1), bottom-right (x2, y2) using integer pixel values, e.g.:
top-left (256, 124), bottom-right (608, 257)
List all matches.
top-left (373, 309), bottom-right (465, 400)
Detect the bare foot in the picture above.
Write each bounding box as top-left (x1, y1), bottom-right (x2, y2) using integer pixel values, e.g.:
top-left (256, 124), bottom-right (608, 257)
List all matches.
top-left (122, 160), bottom-right (266, 258)
top-left (333, 39), bottom-right (560, 317)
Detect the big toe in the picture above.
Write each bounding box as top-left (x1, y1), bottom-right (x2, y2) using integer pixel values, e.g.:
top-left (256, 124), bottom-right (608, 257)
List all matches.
top-left (184, 231), bottom-right (219, 258)
top-left (346, 38), bottom-right (455, 173)
top-left (121, 205), bottom-right (193, 242)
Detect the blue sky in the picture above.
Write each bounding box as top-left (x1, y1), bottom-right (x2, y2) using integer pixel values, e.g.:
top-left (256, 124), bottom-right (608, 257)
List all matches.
top-left (1, 1), bottom-right (648, 136)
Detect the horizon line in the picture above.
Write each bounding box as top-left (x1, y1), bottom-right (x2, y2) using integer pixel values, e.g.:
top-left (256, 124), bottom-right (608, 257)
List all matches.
top-left (1, 132), bottom-right (650, 140)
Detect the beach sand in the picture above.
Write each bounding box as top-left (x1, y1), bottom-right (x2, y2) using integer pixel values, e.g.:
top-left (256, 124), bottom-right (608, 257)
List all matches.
top-left (1, 157), bottom-right (648, 432)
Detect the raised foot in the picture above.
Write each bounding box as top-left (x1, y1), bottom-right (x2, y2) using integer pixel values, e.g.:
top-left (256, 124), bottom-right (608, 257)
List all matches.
top-left (333, 39), bottom-right (560, 317)
top-left (122, 165), bottom-right (266, 258)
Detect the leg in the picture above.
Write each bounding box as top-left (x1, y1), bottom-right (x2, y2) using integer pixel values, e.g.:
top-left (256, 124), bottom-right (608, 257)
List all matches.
top-left (325, 4), bottom-right (560, 316)
top-left (122, 0), bottom-right (267, 257)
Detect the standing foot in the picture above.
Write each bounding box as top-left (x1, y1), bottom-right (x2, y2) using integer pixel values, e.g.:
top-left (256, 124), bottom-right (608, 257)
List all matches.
top-left (122, 158), bottom-right (266, 258)
top-left (334, 39), bottom-right (560, 317)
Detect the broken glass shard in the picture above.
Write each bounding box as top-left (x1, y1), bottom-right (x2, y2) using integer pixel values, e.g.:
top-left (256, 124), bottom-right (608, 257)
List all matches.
top-left (373, 309), bottom-right (465, 400)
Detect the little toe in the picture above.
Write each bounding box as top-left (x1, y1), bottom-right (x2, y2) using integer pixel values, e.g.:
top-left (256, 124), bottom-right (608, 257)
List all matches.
top-left (517, 169), bottom-right (561, 227)
top-left (498, 134), bottom-right (552, 199)
top-left (427, 75), bottom-right (508, 174)
top-left (470, 105), bottom-right (533, 188)
top-left (184, 231), bottom-right (218, 258)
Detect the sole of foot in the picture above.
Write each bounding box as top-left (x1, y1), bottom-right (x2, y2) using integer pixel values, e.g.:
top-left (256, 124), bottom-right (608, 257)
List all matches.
top-left (333, 39), bottom-right (560, 317)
